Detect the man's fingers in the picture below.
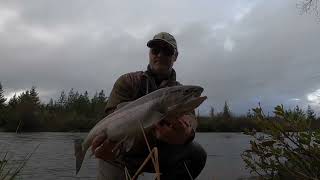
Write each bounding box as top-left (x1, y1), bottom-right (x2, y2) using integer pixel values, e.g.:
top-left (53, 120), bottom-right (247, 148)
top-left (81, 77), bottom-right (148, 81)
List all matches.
top-left (93, 139), bottom-right (115, 159)
top-left (91, 136), bottom-right (120, 161)
top-left (94, 146), bottom-right (103, 157)
top-left (155, 123), bottom-right (171, 133)
top-left (94, 139), bottom-right (110, 156)
top-left (179, 118), bottom-right (190, 128)
top-left (155, 123), bottom-right (174, 139)
top-left (170, 118), bottom-right (187, 131)
top-left (91, 134), bottom-right (107, 153)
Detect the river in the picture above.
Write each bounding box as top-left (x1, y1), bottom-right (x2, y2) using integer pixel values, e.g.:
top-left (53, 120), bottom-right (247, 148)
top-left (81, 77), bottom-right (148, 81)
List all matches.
top-left (0, 132), bottom-right (254, 180)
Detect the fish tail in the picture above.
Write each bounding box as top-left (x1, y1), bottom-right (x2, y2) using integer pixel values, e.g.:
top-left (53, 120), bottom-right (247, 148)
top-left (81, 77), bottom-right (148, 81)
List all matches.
top-left (74, 138), bottom-right (85, 174)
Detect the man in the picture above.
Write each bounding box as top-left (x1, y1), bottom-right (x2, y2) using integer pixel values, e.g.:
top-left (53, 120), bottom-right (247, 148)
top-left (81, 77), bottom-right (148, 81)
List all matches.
top-left (92, 32), bottom-right (207, 180)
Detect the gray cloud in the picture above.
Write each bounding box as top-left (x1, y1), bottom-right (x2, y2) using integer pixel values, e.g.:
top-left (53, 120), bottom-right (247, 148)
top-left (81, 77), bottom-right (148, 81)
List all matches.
top-left (1, 0), bottom-right (320, 115)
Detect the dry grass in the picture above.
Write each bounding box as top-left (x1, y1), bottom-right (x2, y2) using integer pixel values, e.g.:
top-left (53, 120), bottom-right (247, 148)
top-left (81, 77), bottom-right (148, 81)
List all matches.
top-left (0, 144), bottom-right (39, 180)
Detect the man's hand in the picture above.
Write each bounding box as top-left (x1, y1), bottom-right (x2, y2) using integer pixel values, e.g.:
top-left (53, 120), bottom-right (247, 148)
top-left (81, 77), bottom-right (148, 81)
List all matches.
top-left (91, 134), bottom-right (118, 161)
top-left (154, 115), bottom-right (194, 144)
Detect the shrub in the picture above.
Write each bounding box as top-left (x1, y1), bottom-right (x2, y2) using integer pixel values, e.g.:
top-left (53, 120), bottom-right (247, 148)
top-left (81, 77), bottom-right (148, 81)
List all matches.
top-left (241, 104), bottom-right (320, 180)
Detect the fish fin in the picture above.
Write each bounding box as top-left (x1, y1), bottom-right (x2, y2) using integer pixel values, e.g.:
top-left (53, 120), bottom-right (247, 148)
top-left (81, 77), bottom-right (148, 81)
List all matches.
top-left (74, 138), bottom-right (85, 175)
top-left (143, 110), bottom-right (167, 129)
top-left (123, 136), bottom-right (136, 152)
top-left (116, 101), bottom-right (130, 109)
top-left (111, 136), bottom-right (128, 153)
top-left (108, 136), bottom-right (135, 154)
top-left (89, 151), bottom-right (94, 158)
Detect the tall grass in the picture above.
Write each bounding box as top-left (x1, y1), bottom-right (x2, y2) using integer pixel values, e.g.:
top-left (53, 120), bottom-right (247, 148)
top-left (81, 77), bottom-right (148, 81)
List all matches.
top-left (0, 144), bottom-right (39, 180)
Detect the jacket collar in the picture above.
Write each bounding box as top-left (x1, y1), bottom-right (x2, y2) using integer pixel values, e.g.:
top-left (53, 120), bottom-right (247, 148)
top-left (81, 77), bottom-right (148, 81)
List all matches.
top-left (143, 65), bottom-right (177, 92)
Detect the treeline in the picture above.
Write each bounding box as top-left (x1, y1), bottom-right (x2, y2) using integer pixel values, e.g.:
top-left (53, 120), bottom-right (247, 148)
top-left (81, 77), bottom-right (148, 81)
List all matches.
top-left (0, 83), bottom-right (106, 132)
top-left (197, 102), bottom-right (320, 132)
top-left (0, 83), bottom-right (319, 132)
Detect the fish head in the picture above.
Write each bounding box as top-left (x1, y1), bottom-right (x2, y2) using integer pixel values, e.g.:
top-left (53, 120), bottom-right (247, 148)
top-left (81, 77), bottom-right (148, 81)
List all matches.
top-left (141, 85), bottom-right (207, 129)
top-left (163, 85), bottom-right (203, 101)
top-left (159, 85), bottom-right (207, 114)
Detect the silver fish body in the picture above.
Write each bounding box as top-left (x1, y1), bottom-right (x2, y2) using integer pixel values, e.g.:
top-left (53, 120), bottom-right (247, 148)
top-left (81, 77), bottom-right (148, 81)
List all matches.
top-left (74, 85), bottom-right (207, 174)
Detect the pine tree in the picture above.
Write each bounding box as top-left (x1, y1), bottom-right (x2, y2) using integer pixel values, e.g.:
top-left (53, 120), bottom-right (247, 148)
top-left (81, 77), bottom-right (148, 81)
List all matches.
top-left (247, 109), bottom-right (253, 118)
top-left (286, 105), bottom-right (306, 121)
top-left (91, 92), bottom-right (99, 105)
top-left (30, 86), bottom-right (40, 106)
top-left (307, 105), bottom-right (316, 121)
top-left (210, 106), bottom-right (215, 119)
top-left (17, 90), bottom-right (30, 103)
top-left (98, 90), bottom-right (106, 103)
top-left (76, 91), bottom-right (90, 114)
top-left (90, 90), bottom-right (107, 119)
top-left (8, 94), bottom-right (18, 107)
top-left (67, 88), bottom-right (76, 104)
top-left (294, 105), bottom-right (306, 119)
top-left (57, 90), bottom-right (67, 109)
top-left (13, 90), bottom-right (40, 132)
top-left (48, 98), bottom-right (54, 107)
top-left (223, 101), bottom-right (231, 120)
top-left (83, 91), bottom-right (90, 104)
top-left (0, 82), bottom-right (7, 126)
top-left (0, 82), bottom-right (6, 107)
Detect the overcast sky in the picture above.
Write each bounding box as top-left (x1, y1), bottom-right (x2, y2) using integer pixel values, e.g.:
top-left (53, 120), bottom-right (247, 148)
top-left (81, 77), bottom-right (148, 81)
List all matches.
top-left (1, 0), bottom-right (319, 115)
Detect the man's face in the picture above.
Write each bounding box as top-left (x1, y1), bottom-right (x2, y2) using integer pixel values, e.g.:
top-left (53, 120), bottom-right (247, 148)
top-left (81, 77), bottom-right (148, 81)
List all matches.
top-left (149, 41), bottom-right (177, 77)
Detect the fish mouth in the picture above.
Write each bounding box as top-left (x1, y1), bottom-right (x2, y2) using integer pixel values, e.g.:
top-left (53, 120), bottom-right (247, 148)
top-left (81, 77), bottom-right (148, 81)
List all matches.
top-left (188, 94), bottom-right (207, 103)
top-left (186, 87), bottom-right (207, 105)
top-left (166, 95), bottom-right (207, 119)
top-left (197, 95), bottom-right (207, 101)
top-left (182, 86), bottom-right (203, 97)
top-left (193, 88), bottom-right (203, 97)
top-left (180, 89), bottom-right (206, 105)
top-left (190, 87), bottom-right (204, 98)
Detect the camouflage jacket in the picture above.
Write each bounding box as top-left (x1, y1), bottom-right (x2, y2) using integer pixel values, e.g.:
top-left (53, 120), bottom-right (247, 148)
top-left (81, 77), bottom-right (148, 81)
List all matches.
top-left (105, 66), bottom-right (180, 115)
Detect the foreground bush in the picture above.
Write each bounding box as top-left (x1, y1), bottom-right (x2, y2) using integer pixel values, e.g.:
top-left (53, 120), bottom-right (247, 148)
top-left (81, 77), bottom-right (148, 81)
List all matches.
top-left (241, 104), bottom-right (320, 180)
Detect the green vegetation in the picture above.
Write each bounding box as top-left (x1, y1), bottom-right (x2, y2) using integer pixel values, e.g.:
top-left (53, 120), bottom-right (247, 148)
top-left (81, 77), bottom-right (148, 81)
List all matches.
top-left (0, 82), bottom-right (106, 132)
top-left (0, 82), bottom-right (319, 132)
top-left (241, 104), bottom-right (320, 179)
top-left (197, 101), bottom-right (259, 132)
top-left (197, 102), bottom-right (320, 132)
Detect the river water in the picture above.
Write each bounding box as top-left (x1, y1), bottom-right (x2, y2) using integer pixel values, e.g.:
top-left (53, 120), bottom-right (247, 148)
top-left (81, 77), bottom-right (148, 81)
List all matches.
top-left (0, 132), bottom-right (254, 180)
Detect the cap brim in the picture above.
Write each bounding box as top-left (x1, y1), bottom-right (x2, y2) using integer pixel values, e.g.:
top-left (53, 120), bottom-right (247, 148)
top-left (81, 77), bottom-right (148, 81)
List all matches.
top-left (147, 39), bottom-right (175, 50)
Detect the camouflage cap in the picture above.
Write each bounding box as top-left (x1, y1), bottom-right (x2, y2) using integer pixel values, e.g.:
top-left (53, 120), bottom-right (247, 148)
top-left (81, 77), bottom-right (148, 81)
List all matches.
top-left (147, 32), bottom-right (178, 51)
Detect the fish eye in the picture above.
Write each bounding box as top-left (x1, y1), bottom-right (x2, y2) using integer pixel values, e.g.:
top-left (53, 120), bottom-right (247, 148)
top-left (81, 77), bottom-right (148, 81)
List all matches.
top-left (183, 89), bottom-right (191, 95)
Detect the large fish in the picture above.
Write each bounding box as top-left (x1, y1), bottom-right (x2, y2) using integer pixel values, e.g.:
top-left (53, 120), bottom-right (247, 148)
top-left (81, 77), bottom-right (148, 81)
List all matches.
top-left (74, 85), bottom-right (207, 174)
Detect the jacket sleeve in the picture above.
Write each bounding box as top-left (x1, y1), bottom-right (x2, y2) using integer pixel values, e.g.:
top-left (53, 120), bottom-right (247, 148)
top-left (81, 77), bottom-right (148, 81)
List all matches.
top-left (104, 74), bottom-right (135, 115)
